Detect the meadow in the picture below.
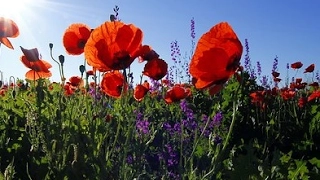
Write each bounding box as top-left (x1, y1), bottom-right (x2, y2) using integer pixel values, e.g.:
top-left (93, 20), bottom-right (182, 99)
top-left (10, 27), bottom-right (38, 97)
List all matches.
top-left (1, 6), bottom-right (320, 180)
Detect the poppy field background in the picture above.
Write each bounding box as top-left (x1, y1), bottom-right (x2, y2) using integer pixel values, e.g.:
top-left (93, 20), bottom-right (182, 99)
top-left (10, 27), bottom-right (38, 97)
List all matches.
top-left (1, 1), bottom-right (320, 180)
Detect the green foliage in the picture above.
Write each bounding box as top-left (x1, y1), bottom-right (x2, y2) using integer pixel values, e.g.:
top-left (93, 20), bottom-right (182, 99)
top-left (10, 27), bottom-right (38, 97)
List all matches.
top-left (0, 70), bottom-right (319, 179)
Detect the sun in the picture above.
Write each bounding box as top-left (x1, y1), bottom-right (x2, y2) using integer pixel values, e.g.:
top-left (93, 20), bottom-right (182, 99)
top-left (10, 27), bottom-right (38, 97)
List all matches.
top-left (0, 0), bottom-right (33, 17)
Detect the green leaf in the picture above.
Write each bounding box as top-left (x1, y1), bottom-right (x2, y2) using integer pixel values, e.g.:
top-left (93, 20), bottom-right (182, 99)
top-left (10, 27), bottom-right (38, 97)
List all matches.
top-left (194, 144), bottom-right (204, 157)
top-left (280, 151), bottom-right (292, 164)
top-left (288, 160), bottom-right (309, 180)
top-left (309, 157), bottom-right (320, 168)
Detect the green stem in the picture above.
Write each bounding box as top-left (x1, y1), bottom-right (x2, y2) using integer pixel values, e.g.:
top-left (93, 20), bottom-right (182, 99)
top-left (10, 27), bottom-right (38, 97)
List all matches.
top-left (201, 100), bottom-right (238, 179)
top-left (50, 48), bottom-right (64, 84)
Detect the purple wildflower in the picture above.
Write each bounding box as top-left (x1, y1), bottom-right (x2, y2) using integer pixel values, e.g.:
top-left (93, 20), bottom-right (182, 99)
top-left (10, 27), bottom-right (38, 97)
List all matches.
top-left (149, 78), bottom-right (161, 92)
top-left (126, 154), bottom-right (133, 164)
top-left (135, 109), bottom-right (150, 135)
top-left (316, 71), bottom-right (320, 82)
top-left (213, 111), bottom-right (223, 126)
top-left (199, 112), bottom-right (223, 137)
top-left (163, 122), bottom-right (181, 135)
top-left (260, 75), bottom-right (270, 88)
top-left (190, 17), bottom-right (196, 54)
top-left (250, 68), bottom-right (256, 80)
top-left (88, 86), bottom-right (102, 100)
top-left (164, 144), bottom-right (178, 167)
top-left (168, 171), bottom-right (181, 179)
top-left (272, 56), bottom-right (279, 72)
top-left (170, 40), bottom-right (181, 62)
top-left (190, 18), bottom-right (196, 39)
top-left (173, 123), bottom-right (181, 133)
top-left (136, 120), bottom-right (150, 134)
top-left (244, 39), bottom-right (251, 71)
top-left (199, 115), bottom-right (212, 137)
top-left (213, 135), bottom-right (222, 144)
top-left (180, 100), bottom-right (197, 130)
top-left (256, 61), bottom-right (262, 76)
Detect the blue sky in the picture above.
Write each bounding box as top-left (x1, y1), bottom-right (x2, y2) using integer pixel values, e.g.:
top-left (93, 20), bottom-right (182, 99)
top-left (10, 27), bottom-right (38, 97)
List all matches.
top-left (1, 0), bottom-right (319, 85)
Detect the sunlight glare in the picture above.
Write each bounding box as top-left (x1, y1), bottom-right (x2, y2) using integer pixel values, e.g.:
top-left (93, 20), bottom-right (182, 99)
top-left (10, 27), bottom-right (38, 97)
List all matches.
top-left (0, 0), bottom-right (34, 16)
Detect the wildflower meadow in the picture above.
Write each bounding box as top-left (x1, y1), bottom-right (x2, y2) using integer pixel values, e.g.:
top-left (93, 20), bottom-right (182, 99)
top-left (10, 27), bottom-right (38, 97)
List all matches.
top-left (1, 6), bottom-right (320, 180)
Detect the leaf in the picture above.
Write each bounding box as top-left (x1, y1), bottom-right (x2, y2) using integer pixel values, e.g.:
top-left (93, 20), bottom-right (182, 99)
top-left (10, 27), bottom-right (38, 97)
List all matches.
top-left (194, 144), bottom-right (204, 157)
top-left (280, 151), bottom-right (292, 164)
top-left (309, 157), bottom-right (320, 168)
top-left (288, 160), bottom-right (309, 180)
top-left (228, 142), bottom-right (261, 179)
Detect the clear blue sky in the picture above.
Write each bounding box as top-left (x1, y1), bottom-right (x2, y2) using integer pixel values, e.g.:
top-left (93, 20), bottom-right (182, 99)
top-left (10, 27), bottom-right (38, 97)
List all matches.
top-left (1, 0), bottom-right (319, 85)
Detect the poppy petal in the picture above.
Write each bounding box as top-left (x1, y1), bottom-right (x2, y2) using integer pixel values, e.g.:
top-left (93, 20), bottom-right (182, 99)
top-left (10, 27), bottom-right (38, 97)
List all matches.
top-left (143, 58), bottom-right (168, 80)
top-left (84, 21), bottom-right (143, 70)
top-left (21, 56), bottom-right (51, 72)
top-left (291, 62), bottom-right (303, 69)
top-left (189, 22), bottom-right (242, 90)
top-left (134, 84), bottom-right (149, 101)
top-left (20, 46), bottom-right (40, 62)
top-left (0, 17), bottom-right (19, 37)
top-left (25, 70), bottom-right (52, 80)
top-left (63, 23), bottom-right (91, 55)
top-left (304, 64), bottom-right (315, 73)
top-left (0, 37), bottom-right (14, 49)
top-left (100, 71), bottom-right (127, 98)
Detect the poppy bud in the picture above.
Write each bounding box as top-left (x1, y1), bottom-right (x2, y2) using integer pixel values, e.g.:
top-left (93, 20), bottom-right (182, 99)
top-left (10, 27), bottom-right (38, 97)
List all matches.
top-left (105, 114), bottom-right (112, 122)
top-left (49, 43), bottom-right (53, 49)
top-left (12, 90), bottom-right (16, 99)
top-left (59, 55), bottom-right (65, 64)
top-left (110, 14), bottom-right (116, 22)
top-left (79, 65), bottom-right (86, 74)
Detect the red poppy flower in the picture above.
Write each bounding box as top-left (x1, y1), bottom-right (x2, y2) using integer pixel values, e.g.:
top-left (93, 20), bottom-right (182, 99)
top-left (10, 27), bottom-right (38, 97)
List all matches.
top-left (0, 17), bottom-right (19, 49)
top-left (68, 76), bottom-right (83, 87)
top-left (273, 77), bottom-right (281, 82)
top-left (137, 45), bottom-right (159, 63)
top-left (295, 78), bottom-right (303, 84)
top-left (189, 22), bottom-right (243, 94)
top-left (250, 90), bottom-right (267, 109)
top-left (142, 80), bottom-right (150, 90)
top-left (309, 82), bottom-right (319, 88)
top-left (0, 89), bottom-right (6, 96)
top-left (250, 91), bottom-right (264, 102)
top-left (86, 70), bottom-right (94, 76)
top-left (84, 21), bottom-right (143, 71)
top-left (89, 82), bottom-right (96, 88)
top-left (143, 58), bottom-right (168, 80)
top-left (64, 84), bottom-right (74, 96)
top-left (272, 71), bottom-right (280, 78)
top-left (304, 64), bottom-right (315, 73)
top-left (20, 46), bottom-right (40, 62)
top-left (20, 56), bottom-right (52, 80)
top-left (100, 71), bottom-right (127, 98)
top-left (280, 88), bottom-right (295, 100)
top-left (134, 84), bottom-right (149, 101)
top-left (308, 90), bottom-right (320, 102)
top-left (63, 23), bottom-right (91, 55)
top-left (298, 97), bottom-right (307, 108)
top-left (161, 79), bottom-right (171, 87)
top-left (291, 62), bottom-right (303, 69)
top-left (164, 85), bottom-right (189, 104)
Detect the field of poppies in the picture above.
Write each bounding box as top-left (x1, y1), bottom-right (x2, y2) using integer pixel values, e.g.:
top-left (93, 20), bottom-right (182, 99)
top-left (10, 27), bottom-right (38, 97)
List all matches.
top-left (1, 6), bottom-right (320, 180)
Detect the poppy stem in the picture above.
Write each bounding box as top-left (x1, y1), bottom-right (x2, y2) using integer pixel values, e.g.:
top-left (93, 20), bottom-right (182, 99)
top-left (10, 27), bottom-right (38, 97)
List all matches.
top-left (0, 71), bottom-right (3, 88)
top-left (9, 76), bottom-right (15, 91)
top-left (49, 47), bottom-right (64, 84)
